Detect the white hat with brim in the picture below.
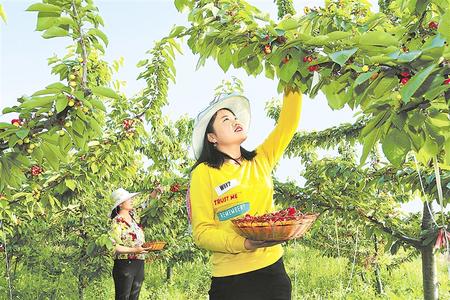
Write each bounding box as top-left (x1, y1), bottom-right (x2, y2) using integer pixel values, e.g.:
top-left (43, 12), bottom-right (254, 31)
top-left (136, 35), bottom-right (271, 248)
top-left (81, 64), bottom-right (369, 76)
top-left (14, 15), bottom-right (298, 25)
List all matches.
top-left (110, 188), bottom-right (140, 215)
top-left (192, 93), bottom-right (251, 160)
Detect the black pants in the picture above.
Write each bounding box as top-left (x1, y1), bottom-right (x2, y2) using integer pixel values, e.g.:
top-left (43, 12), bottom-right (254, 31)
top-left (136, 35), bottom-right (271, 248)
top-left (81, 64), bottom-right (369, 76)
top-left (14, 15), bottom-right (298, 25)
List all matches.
top-left (209, 257), bottom-right (292, 300)
top-left (112, 259), bottom-right (145, 300)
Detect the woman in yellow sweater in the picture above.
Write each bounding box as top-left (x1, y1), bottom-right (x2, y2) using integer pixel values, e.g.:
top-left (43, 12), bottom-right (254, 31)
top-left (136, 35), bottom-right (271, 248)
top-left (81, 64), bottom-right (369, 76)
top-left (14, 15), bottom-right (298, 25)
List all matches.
top-left (189, 88), bottom-right (302, 300)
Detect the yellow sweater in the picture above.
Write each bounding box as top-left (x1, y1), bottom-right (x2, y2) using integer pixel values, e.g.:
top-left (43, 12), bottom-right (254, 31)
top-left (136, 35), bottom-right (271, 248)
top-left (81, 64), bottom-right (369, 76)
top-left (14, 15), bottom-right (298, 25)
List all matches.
top-left (190, 91), bottom-right (302, 277)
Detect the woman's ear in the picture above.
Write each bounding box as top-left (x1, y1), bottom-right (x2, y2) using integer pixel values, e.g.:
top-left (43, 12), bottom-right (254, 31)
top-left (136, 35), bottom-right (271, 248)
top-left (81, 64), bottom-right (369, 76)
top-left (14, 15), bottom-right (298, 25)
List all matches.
top-left (207, 133), bottom-right (217, 144)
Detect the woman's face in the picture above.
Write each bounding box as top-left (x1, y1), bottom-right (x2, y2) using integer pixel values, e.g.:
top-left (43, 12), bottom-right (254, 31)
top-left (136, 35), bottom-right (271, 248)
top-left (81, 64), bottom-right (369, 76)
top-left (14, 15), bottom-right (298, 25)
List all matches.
top-left (207, 109), bottom-right (247, 147)
top-left (119, 199), bottom-right (133, 211)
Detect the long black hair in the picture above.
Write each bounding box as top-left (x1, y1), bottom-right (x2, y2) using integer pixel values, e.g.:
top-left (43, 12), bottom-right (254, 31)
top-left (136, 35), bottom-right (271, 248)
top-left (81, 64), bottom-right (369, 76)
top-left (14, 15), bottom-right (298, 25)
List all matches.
top-left (110, 206), bottom-right (120, 219)
top-left (110, 206), bottom-right (136, 220)
top-left (192, 108), bottom-right (256, 171)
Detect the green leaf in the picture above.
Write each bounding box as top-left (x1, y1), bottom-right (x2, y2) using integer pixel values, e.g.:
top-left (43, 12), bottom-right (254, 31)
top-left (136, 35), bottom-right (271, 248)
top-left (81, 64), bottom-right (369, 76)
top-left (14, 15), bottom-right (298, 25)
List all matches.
top-left (358, 31), bottom-right (398, 47)
top-left (59, 133), bottom-right (72, 154)
top-left (417, 136), bottom-right (439, 164)
top-left (444, 138), bottom-right (450, 166)
top-left (91, 163), bottom-right (98, 173)
top-left (40, 143), bottom-right (60, 170)
top-left (0, 4), bottom-right (7, 23)
top-left (360, 111), bottom-right (387, 137)
top-left (390, 240), bottom-right (402, 255)
top-left (88, 117), bottom-right (102, 135)
top-left (42, 26), bottom-right (68, 39)
top-left (65, 179), bottom-right (77, 191)
top-left (0, 122), bottom-right (15, 129)
top-left (394, 50), bottom-right (422, 62)
top-left (136, 59), bottom-right (148, 68)
top-left (56, 95), bottom-right (68, 113)
top-left (15, 128), bottom-right (30, 140)
top-left (91, 86), bottom-right (120, 100)
top-left (246, 56), bottom-right (260, 74)
top-left (422, 34), bottom-right (446, 51)
top-left (276, 18), bottom-right (299, 30)
top-left (168, 25), bottom-right (186, 38)
top-left (217, 48), bottom-right (232, 72)
top-left (401, 64), bottom-right (436, 103)
top-left (354, 68), bottom-right (380, 87)
top-left (279, 59), bottom-right (299, 82)
top-left (72, 119), bottom-right (85, 135)
top-left (373, 77), bottom-right (397, 98)
top-left (57, 16), bottom-right (76, 27)
top-left (174, 0), bottom-right (187, 11)
top-left (46, 82), bottom-right (66, 90)
top-left (329, 48), bottom-right (358, 66)
top-left (32, 89), bottom-right (59, 97)
top-left (20, 96), bottom-right (55, 109)
top-left (382, 128), bottom-right (411, 166)
top-left (265, 62), bottom-right (275, 80)
top-left (360, 128), bottom-right (380, 165)
top-left (424, 84), bottom-right (449, 101)
top-left (438, 11), bottom-right (450, 42)
top-left (326, 31), bottom-right (352, 41)
top-left (36, 12), bottom-right (59, 31)
top-left (88, 28), bottom-right (109, 46)
top-left (26, 3), bottom-right (62, 13)
top-left (304, 35), bottom-right (330, 46)
top-left (322, 81), bottom-right (350, 110)
top-left (90, 98), bottom-right (106, 112)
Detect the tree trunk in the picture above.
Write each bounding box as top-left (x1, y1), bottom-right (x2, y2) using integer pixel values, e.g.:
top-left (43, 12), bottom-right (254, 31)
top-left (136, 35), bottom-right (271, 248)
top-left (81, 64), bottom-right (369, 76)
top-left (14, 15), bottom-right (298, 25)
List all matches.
top-left (166, 265), bottom-right (172, 282)
top-left (78, 275), bottom-right (84, 300)
top-left (421, 201), bottom-right (438, 300)
top-left (373, 234), bottom-right (384, 295)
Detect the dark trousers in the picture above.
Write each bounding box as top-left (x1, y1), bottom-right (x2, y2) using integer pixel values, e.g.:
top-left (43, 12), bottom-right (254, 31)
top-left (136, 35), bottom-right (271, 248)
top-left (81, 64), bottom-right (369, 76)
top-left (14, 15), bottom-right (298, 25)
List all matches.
top-left (112, 259), bottom-right (145, 300)
top-left (209, 257), bottom-right (292, 300)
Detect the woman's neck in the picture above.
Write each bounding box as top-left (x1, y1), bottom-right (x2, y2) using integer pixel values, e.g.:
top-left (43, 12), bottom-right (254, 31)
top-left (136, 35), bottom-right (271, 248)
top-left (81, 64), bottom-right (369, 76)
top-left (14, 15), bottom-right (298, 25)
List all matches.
top-left (217, 144), bottom-right (242, 160)
top-left (118, 210), bottom-right (131, 220)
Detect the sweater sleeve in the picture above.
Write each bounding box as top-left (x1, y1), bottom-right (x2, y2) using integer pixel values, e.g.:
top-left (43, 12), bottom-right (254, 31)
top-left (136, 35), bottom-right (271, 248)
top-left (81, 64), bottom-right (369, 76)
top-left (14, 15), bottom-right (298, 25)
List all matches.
top-left (258, 90), bottom-right (302, 169)
top-left (190, 165), bottom-right (248, 254)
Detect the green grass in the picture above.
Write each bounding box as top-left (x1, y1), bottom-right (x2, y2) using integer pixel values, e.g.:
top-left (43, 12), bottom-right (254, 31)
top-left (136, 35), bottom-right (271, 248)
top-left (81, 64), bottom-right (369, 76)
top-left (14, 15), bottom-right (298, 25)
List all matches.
top-left (2, 245), bottom-right (449, 299)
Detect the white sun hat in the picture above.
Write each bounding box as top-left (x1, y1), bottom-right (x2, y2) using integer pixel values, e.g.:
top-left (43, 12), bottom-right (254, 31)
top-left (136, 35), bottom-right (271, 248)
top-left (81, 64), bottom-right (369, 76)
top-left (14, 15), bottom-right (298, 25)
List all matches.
top-left (110, 188), bottom-right (140, 214)
top-left (192, 93), bottom-right (251, 159)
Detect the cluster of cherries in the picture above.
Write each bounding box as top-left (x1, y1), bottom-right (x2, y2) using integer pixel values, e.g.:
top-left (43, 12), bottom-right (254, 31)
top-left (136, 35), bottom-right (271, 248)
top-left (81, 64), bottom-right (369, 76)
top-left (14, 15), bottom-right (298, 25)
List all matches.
top-left (399, 70), bottom-right (412, 85)
top-left (233, 207), bottom-right (304, 225)
top-left (170, 183), bottom-right (181, 193)
top-left (30, 165), bottom-right (43, 177)
top-left (123, 119), bottom-right (135, 130)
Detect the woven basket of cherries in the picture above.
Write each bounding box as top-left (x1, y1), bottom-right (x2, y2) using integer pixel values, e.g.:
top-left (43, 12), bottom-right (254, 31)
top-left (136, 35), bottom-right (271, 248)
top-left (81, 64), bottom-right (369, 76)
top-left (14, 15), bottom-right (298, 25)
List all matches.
top-left (231, 207), bottom-right (319, 241)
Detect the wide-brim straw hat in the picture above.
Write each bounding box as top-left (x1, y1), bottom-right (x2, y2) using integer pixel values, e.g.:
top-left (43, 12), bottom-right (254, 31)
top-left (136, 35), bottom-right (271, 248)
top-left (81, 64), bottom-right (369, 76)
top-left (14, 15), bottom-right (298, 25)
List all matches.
top-left (192, 93), bottom-right (251, 159)
top-left (110, 188), bottom-right (140, 214)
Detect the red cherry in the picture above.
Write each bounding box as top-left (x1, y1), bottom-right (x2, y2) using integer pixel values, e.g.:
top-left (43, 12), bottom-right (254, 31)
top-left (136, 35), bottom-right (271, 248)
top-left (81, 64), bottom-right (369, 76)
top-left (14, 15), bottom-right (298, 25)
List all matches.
top-left (264, 35), bottom-right (270, 41)
top-left (400, 71), bottom-right (410, 78)
top-left (263, 44), bottom-right (272, 54)
top-left (400, 77), bottom-right (410, 85)
top-left (308, 65), bottom-right (319, 72)
top-left (287, 207), bottom-right (296, 216)
top-left (276, 36), bottom-right (287, 44)
top-left (11, 118), bottom-right (22, 126)
top-left (444, 78), bottom-right (450, 85)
